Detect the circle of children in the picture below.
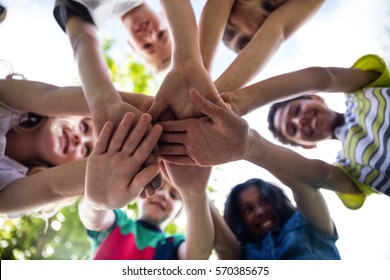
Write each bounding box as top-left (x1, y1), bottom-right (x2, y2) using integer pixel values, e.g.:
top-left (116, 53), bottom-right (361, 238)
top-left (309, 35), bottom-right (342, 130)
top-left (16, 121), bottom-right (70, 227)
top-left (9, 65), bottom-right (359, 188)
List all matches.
top-left (1, 0), bottom-right (389, 260)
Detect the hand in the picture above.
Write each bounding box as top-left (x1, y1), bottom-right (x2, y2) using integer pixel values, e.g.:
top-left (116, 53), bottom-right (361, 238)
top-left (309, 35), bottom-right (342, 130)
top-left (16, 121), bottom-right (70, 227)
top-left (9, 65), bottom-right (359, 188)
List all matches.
top-left (148, 59), bottom-right (223, 121)
top-left (85, 113), bottom-right (162, 209)
top-left (159, 161), bottom-right (211, 198)
top-left (92, 100), bottom-right (163, 191)
top-left (158, 89), bottom-right (251, 166)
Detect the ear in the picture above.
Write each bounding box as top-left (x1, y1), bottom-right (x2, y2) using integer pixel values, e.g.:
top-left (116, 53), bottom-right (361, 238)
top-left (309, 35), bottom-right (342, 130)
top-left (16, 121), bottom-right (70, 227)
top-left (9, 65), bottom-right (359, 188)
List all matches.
top-left (302, 144), bottom-right (317, 149)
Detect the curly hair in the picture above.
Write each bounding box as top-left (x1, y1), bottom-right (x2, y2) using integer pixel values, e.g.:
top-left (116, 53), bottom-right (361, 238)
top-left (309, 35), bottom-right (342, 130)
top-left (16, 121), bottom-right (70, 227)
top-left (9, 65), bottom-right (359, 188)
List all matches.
top-left (224, 178), bottom-right (295, 243)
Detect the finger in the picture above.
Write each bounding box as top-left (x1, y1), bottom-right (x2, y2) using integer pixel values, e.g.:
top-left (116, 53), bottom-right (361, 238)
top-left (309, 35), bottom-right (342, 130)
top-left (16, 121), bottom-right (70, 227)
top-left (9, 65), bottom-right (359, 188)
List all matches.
top-left (132, 125), bottom-right (162, 163)
top-left (158, 119), bottom-right (188, 132)
top-left (122, 113), bottom-right (153, 155)
top-left (159, 155), bottom-right (197, 165)
top-left (108, 113), bottom-right (135, 151)
top-left (159, 131), bottom-right (186, 144)
top-left (92, 121), bottom-right (114, 155)
top-left (144, 185), bottom-right (157, 197)
top-left (148, 99), bottom-right (165, 123)
top-left (130, 164), bottom-right (161, 190)
top-left (189, 88), bottom-right (228, 120)
top-left (157, 144), bottom-right (187, 155)
top-left (139, 190), bottom-right (147, 199)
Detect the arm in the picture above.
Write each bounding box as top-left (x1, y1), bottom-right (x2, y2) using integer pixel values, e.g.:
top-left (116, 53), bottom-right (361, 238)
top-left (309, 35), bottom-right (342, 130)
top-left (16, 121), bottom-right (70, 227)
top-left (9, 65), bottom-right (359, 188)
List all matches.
top-left (159, 162), bottom-right (214, 260)
top-left (147, 0), bottom-right (223, 121)
top-left (0, 159), bottom-right (86, 214)
top-left (0, 79), bottom-right (90, 116)
top-left (65, 15), bottom-right (142, 133)
top-left (0, 79), bottom-right (153, 117)
top-left (215, 0), bottom-right (325, 92)
top-left (222, 66), bottom-right (381, 116)
top-left (199, 0), bottom-right (235, 71)
top-left (159, 90), bottom-right (356, 233)
top-left (78, 198), bottom-right (116, 231)
top-left (209, 202), bottom-right (241, 259)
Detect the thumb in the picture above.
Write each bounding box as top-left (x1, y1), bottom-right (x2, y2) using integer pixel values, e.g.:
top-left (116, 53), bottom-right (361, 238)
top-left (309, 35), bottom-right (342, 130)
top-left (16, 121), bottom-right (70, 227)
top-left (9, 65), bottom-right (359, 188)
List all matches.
top-left (147, 98), bottom-right (165, 123)
top-left (188, 88), bottom-right (227, 120)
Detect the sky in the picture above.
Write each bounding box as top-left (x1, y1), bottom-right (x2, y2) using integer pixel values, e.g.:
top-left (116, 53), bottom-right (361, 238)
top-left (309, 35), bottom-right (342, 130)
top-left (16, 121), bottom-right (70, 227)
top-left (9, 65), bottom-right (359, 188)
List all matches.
top-left (1, 0), bottom-right (390, 260)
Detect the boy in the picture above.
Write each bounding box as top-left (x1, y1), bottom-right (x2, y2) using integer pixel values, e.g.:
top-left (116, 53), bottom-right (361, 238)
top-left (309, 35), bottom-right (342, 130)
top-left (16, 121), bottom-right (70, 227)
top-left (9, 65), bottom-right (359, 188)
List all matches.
top-left (54, 0), bottom-right (171, 72)
top-left (81, 115), bottom-right (214, 259)
top-left (156, 54), bottom-right (390, 210)
top-left (199, 0), bottom-right (324, 92)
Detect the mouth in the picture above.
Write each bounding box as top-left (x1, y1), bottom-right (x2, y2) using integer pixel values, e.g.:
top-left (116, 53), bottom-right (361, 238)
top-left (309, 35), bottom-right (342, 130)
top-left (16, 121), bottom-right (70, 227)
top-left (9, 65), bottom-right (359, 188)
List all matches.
top-left (136, 20), bottom-right (149, 32)
top-left (61, 130), bottom-right (70, 154)
top-left (149, 201), bottom-right (165, 211)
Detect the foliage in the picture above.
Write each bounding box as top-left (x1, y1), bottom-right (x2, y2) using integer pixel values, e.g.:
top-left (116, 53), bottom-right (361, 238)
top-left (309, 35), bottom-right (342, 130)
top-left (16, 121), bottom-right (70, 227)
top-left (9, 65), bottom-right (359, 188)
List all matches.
top-left (0, 39), bottom-right (159, 260)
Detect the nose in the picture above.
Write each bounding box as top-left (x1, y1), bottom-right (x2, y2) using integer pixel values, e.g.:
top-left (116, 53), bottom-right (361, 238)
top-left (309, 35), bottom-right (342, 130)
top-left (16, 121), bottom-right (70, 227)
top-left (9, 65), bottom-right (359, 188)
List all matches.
top-left (254, 206), bottom-right (266, 217)
top-left (155, 188), bottom-right (168, 201)
top-left (292, 115), bottom-right (309, 129)
top-left (71, 134), bottom-right (81, 146)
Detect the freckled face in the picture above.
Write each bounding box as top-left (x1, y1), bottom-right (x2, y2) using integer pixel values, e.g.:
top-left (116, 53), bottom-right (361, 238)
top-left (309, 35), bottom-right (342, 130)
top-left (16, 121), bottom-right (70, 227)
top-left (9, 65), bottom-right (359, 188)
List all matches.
top-left (36, 117), bottom-right (96, 166)
top-left (273, 99), bottom-right (337, 147)
top-left (239, 185), bottom-right (281, 238)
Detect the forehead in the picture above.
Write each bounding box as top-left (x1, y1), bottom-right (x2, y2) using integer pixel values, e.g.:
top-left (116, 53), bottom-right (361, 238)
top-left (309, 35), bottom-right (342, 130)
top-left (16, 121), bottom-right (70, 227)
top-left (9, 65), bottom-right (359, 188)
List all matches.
top-left (239, 185), bottom-right (261, 202)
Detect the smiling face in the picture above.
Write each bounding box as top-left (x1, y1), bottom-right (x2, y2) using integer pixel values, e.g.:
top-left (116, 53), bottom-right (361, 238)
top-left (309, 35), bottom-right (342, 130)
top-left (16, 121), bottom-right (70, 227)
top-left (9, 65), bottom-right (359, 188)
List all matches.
top-left (139, 180), bottom-right (182, 227)
top-left (121, 3), bottom-right (171, 71)
top-left (36, 116), bottom-right (96, 166)
top-left (223, 0), bottom-right (287, 52)
top-left (273, 97), bottom-right (337, 148)
top-left (239, 185), bottom-right (281, 238)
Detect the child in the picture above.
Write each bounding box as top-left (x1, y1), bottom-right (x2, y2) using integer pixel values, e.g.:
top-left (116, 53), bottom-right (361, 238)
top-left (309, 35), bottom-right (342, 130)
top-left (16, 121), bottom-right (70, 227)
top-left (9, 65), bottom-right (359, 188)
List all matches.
top-left (199, 0), bottom-right (324, 92)
top-left (0, 73), bottom-right (159, 215)
top-left (156, 55), bottom-right (389, 211)
top-left (79, 118), bottom-right (213, 259)
top-left (220, 178), bottom-right (340, 259)
top-left (54, 0), bottom-right (171, 72)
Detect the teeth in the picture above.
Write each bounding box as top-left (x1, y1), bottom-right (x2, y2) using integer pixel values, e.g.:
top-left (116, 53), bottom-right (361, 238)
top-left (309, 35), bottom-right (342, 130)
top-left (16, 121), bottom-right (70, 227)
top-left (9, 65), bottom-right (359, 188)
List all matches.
top-left (262, 220), bottom-right (272, 228)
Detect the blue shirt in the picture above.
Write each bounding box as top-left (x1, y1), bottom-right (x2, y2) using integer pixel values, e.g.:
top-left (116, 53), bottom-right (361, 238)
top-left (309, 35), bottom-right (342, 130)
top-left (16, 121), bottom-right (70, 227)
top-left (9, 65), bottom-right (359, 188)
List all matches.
top-left (243, 212), bottom-right (341, 260)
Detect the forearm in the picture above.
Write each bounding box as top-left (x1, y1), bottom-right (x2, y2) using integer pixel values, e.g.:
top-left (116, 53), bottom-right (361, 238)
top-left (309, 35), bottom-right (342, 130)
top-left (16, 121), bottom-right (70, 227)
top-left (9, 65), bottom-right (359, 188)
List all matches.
top-left (78, 198), bottom-right (115, 231)
top-left (209, 202), bottom-right (241, 260)
top-left (180, 192), bottom-right (214, 259)
top-left (0, 79), bottom-right (90, 116)
top-left (160, 0), bottom-right (201, 64)
top-left (66, 16), bottom-right (121, 113)
top-left (0, 159), bottom-right (86, 214)
top-left (199, 0), bottom-right (235, 71)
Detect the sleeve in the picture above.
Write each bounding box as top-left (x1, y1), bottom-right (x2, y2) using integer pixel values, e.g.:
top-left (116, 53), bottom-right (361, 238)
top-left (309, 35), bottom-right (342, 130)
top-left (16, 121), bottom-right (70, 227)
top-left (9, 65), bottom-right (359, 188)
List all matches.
top-left (86, 209), bottom-right (125, 248)
top-left (351, 54), bottom-right (390, 88)
top-left (53, 0), bottom-right (95, 32)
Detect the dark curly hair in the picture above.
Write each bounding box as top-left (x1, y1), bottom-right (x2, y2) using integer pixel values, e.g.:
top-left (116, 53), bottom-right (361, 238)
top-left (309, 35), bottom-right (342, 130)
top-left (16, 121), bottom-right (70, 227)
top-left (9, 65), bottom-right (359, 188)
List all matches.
top-left (267, 95), bottom-right (313, 147)
top-left (224, 178), bottom-right (295, 243)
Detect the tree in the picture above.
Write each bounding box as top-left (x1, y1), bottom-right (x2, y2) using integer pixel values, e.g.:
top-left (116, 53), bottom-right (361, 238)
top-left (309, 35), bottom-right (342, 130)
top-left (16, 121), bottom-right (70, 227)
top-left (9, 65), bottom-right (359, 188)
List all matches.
top-left (0, 39), bottom-right (161, 260)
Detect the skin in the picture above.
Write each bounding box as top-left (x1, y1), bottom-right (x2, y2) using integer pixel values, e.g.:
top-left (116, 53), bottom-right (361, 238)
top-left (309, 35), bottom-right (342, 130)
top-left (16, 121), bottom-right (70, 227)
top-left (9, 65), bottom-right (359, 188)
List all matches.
top-left (0, 78), bottom-right (154, 214)
top-left (79, 119), bottom-right (213, 259)
top-left (6, 117), bottom-right (96, 167)
top-left (199, 0), bottom-right (325, 92)
top-left (238, 185), bottom-right (281, 238)
top-left (273, 96), bottom-right (341, 148)
top-left (121, 3), bottom-right (171, 70)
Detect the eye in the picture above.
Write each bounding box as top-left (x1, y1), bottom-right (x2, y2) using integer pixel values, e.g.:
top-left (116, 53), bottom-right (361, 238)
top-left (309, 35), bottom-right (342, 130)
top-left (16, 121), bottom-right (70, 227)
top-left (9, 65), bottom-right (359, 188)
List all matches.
top-left (83, 144), bottom-right (92, 158)
top-left (237, 35), bottom-right (251, 51)
top-left (222, 25), bottom-right (236, 45)
top-left (294, 104), bottom-right (301, 116)
top-left (80, 120), bottom-right (90, 134)
top-left (158, 30), bottom-right (167, 40)
top-left (262, 1), bottom-right (276, 12)
top-left (170, 189), bottom-right (181, 200)
top-left (241, 206), bottom-right (254, 215)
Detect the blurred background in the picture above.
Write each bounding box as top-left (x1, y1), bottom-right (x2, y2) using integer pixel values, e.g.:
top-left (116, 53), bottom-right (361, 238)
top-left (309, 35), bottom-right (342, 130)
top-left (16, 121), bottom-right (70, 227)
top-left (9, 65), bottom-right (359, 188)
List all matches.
top-left (0, 0), bottom-right (389, 260)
